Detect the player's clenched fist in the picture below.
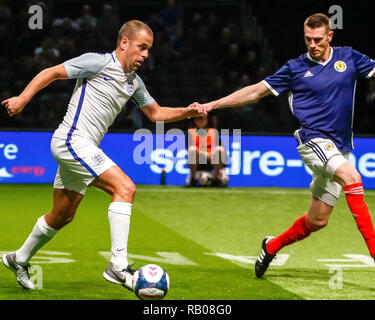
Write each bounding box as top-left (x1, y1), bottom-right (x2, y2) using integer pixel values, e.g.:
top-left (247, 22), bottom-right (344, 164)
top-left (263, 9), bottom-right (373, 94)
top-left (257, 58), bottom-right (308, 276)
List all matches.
top-left (1, 96), bottom-right (28, 117)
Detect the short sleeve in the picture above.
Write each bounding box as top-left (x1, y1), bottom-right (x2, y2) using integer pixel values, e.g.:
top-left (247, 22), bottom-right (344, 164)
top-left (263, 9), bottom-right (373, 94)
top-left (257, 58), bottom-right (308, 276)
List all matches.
top-left (351, 48), bottom-right (375, 79)
top-left (262, 63), bottom-right (292, 96)
top-left (64, 53), bottom-right (111, 79)
top-left (131, 76), bottom-right (155, 107)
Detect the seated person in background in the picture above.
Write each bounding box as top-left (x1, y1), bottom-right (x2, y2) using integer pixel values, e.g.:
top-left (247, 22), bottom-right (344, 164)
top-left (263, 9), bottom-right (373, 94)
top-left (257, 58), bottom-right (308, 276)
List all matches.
top-left (186, 115), bottom-right (229, 187)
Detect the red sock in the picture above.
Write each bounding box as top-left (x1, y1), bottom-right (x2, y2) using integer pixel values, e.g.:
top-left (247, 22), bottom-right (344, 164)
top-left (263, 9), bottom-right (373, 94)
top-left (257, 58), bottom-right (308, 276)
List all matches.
top-left (344, 183), bottom-right (375, 258)
top-left (267, 214), bottom-right (314, 255)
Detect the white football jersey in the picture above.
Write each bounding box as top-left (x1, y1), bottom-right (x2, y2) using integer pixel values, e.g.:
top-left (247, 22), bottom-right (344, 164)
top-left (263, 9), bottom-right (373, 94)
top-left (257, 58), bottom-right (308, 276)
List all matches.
top-left (53, 51), bottom-right (155, 145)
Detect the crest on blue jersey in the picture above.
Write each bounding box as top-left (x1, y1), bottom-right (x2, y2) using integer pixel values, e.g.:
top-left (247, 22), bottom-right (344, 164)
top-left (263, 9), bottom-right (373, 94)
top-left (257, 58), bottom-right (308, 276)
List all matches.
top-left (334, 61), bottom-right (347, 72)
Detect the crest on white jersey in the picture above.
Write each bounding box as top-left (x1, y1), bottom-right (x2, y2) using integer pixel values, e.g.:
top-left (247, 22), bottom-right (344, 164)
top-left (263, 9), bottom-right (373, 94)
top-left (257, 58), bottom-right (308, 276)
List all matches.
top-left (91, 153), bottom-right (106, 165)
top-left (126, 80), bottom-right (136, 95)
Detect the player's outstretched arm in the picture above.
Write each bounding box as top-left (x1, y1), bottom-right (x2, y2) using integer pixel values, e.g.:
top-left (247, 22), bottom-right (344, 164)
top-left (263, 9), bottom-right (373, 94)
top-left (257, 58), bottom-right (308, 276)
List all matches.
top-left (1, 64), bottom-right (68, 117)
top-left (199, 81), bottom-right (271, 113)
top-left (141, 101), bottom-right (206, 123)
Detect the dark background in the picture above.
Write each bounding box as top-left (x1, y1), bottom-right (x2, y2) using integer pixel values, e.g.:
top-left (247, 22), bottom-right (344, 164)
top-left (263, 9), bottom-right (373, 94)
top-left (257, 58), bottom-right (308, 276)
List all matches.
top-left (0, 0), bottom-right (374, 135)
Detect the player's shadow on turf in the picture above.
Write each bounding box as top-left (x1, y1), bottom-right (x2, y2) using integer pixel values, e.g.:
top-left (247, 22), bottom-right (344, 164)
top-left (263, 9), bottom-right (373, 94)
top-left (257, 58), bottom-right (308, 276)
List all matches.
top-left (262, 268), bottom-right (375, 292)
top-left (265, 268), bottom-right (329, 280)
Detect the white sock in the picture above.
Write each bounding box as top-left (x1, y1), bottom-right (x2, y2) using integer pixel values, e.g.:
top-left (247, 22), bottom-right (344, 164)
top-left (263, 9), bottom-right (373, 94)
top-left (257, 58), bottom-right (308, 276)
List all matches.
top-left (15, 215), bottom-right (58, 266)
top-left (108, 202), bottom-right (132, 271)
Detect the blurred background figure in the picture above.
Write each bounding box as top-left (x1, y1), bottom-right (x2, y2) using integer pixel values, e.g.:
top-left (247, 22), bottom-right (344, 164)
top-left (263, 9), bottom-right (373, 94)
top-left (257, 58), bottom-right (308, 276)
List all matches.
top-left (186, 115), bottom-right (229, 187)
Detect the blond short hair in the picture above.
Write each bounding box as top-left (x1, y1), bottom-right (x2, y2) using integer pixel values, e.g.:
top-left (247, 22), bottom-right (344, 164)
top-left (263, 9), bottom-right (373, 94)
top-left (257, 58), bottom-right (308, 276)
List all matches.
top-left (117, 20), bottom-right (153, 46)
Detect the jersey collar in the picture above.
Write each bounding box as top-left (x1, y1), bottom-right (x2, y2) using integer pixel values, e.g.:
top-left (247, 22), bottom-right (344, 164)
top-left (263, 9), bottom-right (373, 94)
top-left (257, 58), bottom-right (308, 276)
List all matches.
top-left (306, 47), bottom-right (333, 66)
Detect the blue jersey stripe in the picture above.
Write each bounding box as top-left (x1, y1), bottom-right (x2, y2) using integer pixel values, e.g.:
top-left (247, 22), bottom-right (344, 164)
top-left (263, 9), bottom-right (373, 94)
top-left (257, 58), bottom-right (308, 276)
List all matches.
top-left (65, 79), bottom-right (98, 178)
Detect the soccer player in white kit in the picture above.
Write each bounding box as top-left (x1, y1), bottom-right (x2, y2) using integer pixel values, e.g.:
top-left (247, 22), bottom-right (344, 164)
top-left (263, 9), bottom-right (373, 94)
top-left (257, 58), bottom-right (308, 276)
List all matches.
top-left (1, 20), bottom-right (205, 290)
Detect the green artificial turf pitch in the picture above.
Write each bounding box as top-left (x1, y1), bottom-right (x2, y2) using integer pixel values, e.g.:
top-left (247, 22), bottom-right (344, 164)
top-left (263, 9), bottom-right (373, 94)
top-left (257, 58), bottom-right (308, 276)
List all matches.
top-left (1, 184), bottom-right (375, 300)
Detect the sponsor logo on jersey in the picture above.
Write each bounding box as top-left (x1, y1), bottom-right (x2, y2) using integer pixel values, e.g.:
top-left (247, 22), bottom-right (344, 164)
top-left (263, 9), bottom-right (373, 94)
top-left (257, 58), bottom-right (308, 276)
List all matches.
top-left (334, 61), bottom-right (347, 72)
top-left (304, 70), bottom-right (314, 78)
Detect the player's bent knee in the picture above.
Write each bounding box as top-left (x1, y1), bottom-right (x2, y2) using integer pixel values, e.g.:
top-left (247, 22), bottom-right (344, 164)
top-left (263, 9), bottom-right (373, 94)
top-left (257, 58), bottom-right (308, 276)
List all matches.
top-left (349, 170), bottom-right (362, 184)
top-left (334, 161), bottom-right (362, 187)
top-left (128, 181), bottom-right (136, 197)
top-left (113, 180), bottom-right (136, 201)
top-left (340, 170), bottom-right (362, 187)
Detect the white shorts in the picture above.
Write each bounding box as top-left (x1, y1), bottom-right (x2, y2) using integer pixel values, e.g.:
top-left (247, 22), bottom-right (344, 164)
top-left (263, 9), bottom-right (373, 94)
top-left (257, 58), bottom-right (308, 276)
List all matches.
top-left (51, 136), bottom-right (116, 195)
top-left (296, 137), bottom-right (349, 206)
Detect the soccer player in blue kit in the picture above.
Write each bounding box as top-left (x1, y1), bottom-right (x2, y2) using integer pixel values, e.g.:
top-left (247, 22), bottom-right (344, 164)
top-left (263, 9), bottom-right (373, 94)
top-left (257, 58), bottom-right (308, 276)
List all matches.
top-left (1, 20), bottom-right (205, 290)
top-left (197, 13), bottom-right (375, 277)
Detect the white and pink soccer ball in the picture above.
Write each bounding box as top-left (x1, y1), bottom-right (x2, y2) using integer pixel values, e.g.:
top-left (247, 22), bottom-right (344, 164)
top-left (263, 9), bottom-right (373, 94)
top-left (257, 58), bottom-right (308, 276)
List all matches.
top-left (132, 264), bottom-right (170, 300)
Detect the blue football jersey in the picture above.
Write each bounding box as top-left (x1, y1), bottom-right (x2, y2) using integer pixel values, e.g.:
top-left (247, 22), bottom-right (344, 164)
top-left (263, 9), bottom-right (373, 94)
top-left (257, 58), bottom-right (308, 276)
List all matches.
top-left (263, 46), bottom-right (375, 152)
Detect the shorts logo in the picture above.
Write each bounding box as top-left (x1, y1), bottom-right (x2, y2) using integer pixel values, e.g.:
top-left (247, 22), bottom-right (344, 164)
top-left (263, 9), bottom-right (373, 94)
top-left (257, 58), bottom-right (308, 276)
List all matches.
top-left (91, 153), bottom-right (105, 165)
top-left (334, 61), bottom-right (347, 72)
top-left (325, 143), bottom-right (334, 151)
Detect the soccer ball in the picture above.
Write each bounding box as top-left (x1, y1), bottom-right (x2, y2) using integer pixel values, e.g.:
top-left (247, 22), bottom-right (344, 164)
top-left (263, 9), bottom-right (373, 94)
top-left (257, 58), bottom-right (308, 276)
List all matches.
top-left (220, 172), bottom-right (229, 186)
top-left (197, 171), bottom-right (213, 186)
top-left (132, 264), bottom-right (170, 300)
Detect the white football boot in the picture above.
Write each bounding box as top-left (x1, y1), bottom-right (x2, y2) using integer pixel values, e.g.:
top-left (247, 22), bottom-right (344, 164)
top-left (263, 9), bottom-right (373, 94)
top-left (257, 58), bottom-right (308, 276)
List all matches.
top-left (103, 262), bottom-right (135, 291)
top-left (2, 252), bottom-right (35, 289)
